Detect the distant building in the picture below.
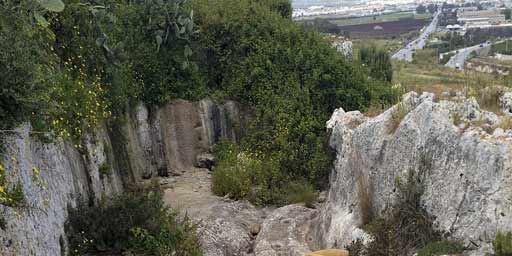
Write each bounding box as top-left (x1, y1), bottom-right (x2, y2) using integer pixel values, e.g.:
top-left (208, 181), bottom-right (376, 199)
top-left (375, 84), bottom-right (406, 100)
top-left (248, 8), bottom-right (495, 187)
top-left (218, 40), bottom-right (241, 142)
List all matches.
top-left (457, 9), bottom-right (506, 26)
top-left (457, 6), bottom-right (478, 13)
top-left (446, 24), bottom-right (463, 31)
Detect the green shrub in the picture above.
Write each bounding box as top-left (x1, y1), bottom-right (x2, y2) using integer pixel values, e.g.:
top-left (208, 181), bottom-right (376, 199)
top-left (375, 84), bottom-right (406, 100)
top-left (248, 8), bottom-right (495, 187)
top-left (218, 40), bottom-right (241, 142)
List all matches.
top-left (260, 0), bottom-right (292, 18)
top-left (359, 45), bottom-right (393, 82)
top-left (212, 142), bottom-right (319, 206)
top-left (211, 150), bottom-right (253, 201)
top-left (212, 143), bottom-right (283, 205)
top-left (0, 0), bottom-right (57, 130)
top-left (417, 240), bottom-right (465, 256)
top-left (53, 0), bottom-right (204, 109)
top-left (65, 191), bottom-right (202, 256)
top-left (278, 181), bottom-right (318, 208)
top-left (98, 162), bottom-right (112, 179)
top-left (493, 230), bottom-right (512, 256)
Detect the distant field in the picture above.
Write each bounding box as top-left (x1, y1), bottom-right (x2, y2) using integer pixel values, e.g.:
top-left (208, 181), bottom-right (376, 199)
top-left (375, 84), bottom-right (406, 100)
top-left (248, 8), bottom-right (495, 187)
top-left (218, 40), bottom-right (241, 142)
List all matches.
top-left (331, 12), bottom-right (432, 26)
top-left (337, 18), bottom-right (429, 39)
top-left (491, 40), bottom-right (512, 55)
top-left (393, 60), bottom-right (509, 113)
top-left (352, 38), bottom-right (403, 55)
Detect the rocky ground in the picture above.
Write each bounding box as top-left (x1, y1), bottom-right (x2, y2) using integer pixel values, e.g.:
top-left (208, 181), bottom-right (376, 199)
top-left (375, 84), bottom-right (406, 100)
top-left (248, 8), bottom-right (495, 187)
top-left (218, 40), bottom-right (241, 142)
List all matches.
top-left (162, 168), bottom-right (321, 256)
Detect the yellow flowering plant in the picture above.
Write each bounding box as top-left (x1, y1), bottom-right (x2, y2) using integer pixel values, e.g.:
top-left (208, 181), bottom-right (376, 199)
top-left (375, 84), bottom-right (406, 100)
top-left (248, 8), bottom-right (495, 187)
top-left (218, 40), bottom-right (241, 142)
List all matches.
top-left (0, 160), bottom-right (26, 208)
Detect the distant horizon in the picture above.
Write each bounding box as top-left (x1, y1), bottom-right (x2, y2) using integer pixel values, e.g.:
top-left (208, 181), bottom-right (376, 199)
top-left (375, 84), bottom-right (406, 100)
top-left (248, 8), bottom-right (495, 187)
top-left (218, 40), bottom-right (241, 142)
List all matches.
top-left (292, 0), bottom-right (349, 8)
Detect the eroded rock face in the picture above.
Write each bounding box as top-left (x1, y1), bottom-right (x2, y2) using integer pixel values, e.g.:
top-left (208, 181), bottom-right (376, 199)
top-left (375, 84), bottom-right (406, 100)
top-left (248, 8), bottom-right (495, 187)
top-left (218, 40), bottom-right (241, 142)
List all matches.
top-left (0, 98), bottom-right (245, 256)
top-left (0, 125), bottom-right (121, 256)
top-left (316, 92), bottom-right (512, 254)
top-left (157, 99), bottom-right (244, 174)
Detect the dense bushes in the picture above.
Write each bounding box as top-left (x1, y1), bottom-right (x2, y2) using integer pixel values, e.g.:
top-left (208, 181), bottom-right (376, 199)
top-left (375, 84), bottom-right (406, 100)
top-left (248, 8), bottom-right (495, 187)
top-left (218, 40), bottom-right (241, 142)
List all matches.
top-left (65, 191), bottom-right (202, 255)
top-left (0, 1), bottom-right (57, 131)
top-left (0, 0), bottom-right (198, 134)
top-left (194, 0), bottom-right (397, 202)
top-left (212, 141), bottom-right (318, 206)
top-left (52, 0), bottom-right (203, 110)
top-left (1, 0), bottom-right (397, 207)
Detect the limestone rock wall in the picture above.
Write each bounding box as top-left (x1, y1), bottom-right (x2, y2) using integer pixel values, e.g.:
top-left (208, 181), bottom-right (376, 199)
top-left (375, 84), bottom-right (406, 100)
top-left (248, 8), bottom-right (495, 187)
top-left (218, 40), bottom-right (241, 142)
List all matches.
top-left (316, 92), bottom-right (512, 254)
top-left (0, 98), bottom-right (243, 256)
top-left (0, 125), bottom-right (122, 256)
top-left (157, 99), bottom-right (242, 172)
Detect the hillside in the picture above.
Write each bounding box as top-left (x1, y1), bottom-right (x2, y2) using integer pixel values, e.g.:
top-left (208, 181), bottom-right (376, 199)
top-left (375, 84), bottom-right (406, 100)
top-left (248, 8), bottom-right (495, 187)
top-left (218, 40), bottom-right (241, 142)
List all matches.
top-left (0, 0), bottom-right (511, 255)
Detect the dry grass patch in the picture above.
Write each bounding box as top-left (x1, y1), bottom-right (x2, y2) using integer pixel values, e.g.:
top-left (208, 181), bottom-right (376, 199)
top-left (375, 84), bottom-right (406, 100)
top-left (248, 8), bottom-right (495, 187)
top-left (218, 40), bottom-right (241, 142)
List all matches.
top-left (389, 102), bottom-right (409, 133)
top-left (365, 104), bottom-right (387, 117)
top-left (472, 86), bottom-right (503, 114)
top-left (451, 111), bottom-right (463, 127)
top-left (496, 116), bottom-right (512, 131)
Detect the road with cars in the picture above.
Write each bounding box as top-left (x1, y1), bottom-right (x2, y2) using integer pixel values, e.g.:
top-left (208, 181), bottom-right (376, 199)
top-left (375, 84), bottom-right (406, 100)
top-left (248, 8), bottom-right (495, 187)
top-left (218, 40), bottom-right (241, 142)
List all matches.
top-left (444, 41), bottom-right (494, 69)
top-left (391, 10), bottom-right (441, 62)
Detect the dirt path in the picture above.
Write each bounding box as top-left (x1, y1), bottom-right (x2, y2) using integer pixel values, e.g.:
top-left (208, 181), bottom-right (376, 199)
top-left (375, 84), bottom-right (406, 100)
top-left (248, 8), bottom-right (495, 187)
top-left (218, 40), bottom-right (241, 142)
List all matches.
top-left (161, 168), bottom-right (269, 255)
top-left (163, 168), bottom-right (220, 216)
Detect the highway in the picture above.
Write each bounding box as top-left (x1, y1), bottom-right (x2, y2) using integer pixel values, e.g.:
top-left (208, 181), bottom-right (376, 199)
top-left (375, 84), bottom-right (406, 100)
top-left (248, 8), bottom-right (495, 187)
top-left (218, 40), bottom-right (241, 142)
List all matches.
top-left (444, 41), bottom-right (494, 69)
top-left (391, 10), bottom-right (441, 62)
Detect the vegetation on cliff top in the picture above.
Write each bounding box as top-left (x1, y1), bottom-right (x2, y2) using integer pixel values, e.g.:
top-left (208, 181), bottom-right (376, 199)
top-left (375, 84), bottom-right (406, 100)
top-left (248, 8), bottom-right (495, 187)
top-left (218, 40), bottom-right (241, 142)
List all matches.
top-left (0, 0), bottom-right (396, 209)
top-left (194, 0), bottom-right (397, 203)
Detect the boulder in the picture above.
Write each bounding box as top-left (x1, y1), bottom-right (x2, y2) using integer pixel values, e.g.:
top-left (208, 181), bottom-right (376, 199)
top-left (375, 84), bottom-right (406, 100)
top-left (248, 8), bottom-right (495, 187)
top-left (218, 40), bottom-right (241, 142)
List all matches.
top-left (499, 91), bottom-right (512, 116)
top-left (196, 153), bottom-right (215, 170)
